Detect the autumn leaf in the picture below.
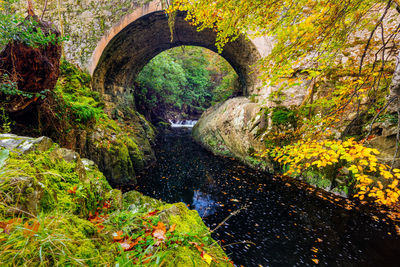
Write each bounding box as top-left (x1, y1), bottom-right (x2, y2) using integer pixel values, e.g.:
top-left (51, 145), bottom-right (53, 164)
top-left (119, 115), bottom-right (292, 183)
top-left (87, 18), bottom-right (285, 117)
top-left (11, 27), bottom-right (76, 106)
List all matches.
top-left (201, 251), bottom-right (213, 265)
top-left (119, 241), bottom-right (133, 251)
top-left (153, 229), bottom-right (166, 241)
top-left (0, 218), bottom-right (22, 234)
top-left (145, 209), bottom-right (160, 217)
top-left (23, 220), bottom-right (40, 237)
top-left (67, 185), bottom-right (77, 194)
top-left (153, 221), bottom-right (166, 233)
top-left (112, 230), bottom-right (124, 242)
top-left (97, 224), bottom-right (105, 232)
top-left (169, 223), bottom-right (177, 232)
top-left (312, 258), bottom-right (319, 264)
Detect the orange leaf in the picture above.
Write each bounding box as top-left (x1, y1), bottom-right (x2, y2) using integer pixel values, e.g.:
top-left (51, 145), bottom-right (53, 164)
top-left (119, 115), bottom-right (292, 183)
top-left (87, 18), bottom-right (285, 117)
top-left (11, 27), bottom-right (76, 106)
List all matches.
top-left (120, 241), bottom-right (133, 251)
top-left (169, 224), bottom-right (177, 233)
top-left (23, 220), bottom-right (40, 237)
top-left (145, 209), bottom-right (160, 217)
top-left (0, 218), bottom-right (22, 234)
top-left (153, 221), bottom-right (166, 233)
top-left (97, 224), bottom-right (105, 232)
top-left (112, 230), bottom-right (124, 242)
top-left (189, 241), bottom-right (203, 252)
top-left (67, 185), bottom-right (77, 194)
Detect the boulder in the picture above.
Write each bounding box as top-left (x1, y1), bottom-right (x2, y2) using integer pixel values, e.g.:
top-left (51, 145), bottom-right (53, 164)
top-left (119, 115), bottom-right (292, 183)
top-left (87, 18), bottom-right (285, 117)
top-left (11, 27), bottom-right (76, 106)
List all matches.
top-left (0, 134), bottom-right (53, 153)
top-left (193, 97), bottom-right (273, 171)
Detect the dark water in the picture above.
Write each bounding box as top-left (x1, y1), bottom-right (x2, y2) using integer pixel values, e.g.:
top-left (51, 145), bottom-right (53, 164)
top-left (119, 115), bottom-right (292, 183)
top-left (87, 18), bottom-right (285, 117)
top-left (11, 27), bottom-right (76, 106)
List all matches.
top-left (134, 129), bottom-right (400, 266)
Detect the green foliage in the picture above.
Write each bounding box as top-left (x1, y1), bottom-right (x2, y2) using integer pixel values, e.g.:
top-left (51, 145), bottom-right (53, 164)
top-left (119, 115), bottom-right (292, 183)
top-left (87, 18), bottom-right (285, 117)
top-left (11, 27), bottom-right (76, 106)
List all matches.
top-left (0, 74), bottom-right (48, 100)
top-left (0, 107), bottom-right (13, 133)
top-left (0, 5), bottom-right (66, 47)
top-left (136, 46), bottom-right (238, 120)
top-left (137, 51), bottom-right (190, 110)
top-left (271, 106), bottom-right (297, 130)
top-left (0, 213), bottom-right (116, 266)
top-left (54, 59), bottom-right (105, 125)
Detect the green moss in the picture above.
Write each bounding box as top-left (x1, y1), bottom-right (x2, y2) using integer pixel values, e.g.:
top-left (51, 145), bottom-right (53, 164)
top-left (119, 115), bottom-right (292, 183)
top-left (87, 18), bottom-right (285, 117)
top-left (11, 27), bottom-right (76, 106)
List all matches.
top-left (271, 106), bottom-right (297, 129)
top-left (0, 213), bottom-right (117, 266)
top-left (115, 192), bottom-right (231, 267)
top-left (0, 149), bottom-right (231, 266)
top-left (167, 203), bottom-right (206, 235)
top-left (0, 146), bottom-right (112, 218)
top-left (123, 190), bottom-right (162, 210)
top-left (54, 59), bottom-right (105, 127)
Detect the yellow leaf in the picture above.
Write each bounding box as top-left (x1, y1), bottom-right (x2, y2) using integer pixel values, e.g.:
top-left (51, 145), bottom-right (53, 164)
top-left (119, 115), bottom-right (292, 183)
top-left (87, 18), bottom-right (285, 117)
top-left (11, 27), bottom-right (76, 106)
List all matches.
top-left (202, 253), bottom-right (213, 265)
top-left (312, 258), bottom-right (319, 264)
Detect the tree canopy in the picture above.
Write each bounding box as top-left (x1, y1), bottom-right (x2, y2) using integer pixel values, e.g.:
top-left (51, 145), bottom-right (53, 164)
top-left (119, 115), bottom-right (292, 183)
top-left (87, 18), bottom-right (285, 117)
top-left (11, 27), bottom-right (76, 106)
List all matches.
top-left (135, 46), bottom-right (238, 121)
top-left (168, 0), bottom-right (400, 206)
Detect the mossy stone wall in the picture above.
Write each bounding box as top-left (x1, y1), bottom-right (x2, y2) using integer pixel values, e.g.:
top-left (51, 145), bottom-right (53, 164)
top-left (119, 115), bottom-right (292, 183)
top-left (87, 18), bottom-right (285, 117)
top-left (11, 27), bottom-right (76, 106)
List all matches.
top-left (12, 0), bottom-right (155, 69)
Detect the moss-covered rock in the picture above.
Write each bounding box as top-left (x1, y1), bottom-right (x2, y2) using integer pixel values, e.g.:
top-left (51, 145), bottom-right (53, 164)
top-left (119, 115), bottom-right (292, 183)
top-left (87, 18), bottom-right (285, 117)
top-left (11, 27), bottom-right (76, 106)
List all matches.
top-left (0, 134), bottom-right (231, 266)
top-left (113, 191), bottom-right (232, 267)
top-left (41, 60), bottom-right (156, 187)
top-left (0, 134), bottom-right (114, 218)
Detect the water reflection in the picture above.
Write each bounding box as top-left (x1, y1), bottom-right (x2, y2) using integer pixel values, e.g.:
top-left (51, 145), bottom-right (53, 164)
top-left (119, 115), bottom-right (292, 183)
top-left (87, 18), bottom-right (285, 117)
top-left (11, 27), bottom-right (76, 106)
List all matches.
top-left (192, 190), bottom-right (218, 217)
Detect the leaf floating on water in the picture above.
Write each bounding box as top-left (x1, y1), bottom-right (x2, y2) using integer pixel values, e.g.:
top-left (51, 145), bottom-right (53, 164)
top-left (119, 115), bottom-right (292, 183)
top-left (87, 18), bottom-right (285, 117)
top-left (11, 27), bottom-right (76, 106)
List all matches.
top-left (395, 225), bottom-right (400, 235)
top-left (312, 258), bottom-right (319, 264)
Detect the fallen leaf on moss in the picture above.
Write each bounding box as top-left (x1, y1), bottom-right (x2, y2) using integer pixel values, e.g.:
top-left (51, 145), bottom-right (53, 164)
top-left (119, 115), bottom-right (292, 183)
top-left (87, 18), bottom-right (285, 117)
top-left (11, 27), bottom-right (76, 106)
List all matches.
top-left (153, 229), bottom-right (166, 241)
top-left (112, 230), bottom-right (124, 241)
top-left (201, 251), bottom-right (213, 265)
top-left (23, 220), bottom-right (40, 237)
top-left (169, 223), bottom-right (176, 232)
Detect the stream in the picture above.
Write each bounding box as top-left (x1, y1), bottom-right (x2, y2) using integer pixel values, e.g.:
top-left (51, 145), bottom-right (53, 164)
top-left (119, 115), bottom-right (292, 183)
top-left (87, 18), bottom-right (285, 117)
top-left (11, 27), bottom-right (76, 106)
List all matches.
top-left (134, 128), bottom-right (400, 266)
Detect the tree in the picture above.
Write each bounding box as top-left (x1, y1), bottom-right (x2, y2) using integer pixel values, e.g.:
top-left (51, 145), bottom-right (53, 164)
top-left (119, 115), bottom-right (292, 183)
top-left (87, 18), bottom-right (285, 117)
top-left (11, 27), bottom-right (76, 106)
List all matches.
top-left (168, 0), bottom-right (400, 206)
top-left (135, 46), bottom-right (237, 121)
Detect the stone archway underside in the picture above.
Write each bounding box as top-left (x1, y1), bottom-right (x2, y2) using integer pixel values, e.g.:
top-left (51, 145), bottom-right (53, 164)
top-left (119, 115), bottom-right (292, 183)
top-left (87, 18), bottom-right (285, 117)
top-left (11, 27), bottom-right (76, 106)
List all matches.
top-left (91, 10), bottom-right (262, 98)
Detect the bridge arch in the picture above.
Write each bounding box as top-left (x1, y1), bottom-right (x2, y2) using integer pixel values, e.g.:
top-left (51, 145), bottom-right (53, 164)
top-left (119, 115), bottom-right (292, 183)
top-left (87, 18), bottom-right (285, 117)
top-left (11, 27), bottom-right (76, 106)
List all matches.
top-left (90, 1), bottom-right (266, 98)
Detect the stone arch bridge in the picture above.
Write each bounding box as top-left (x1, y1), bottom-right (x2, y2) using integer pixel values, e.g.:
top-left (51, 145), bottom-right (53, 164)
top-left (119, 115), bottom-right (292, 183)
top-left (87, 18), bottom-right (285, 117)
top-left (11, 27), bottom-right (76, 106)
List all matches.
top-left (88, 1), bottom-right (272, 99)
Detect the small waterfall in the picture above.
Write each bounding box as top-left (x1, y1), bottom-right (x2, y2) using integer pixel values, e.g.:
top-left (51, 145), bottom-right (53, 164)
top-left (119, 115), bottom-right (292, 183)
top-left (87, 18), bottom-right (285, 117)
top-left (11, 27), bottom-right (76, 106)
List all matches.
top-left (169, 119), bottom-right (198, 128)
